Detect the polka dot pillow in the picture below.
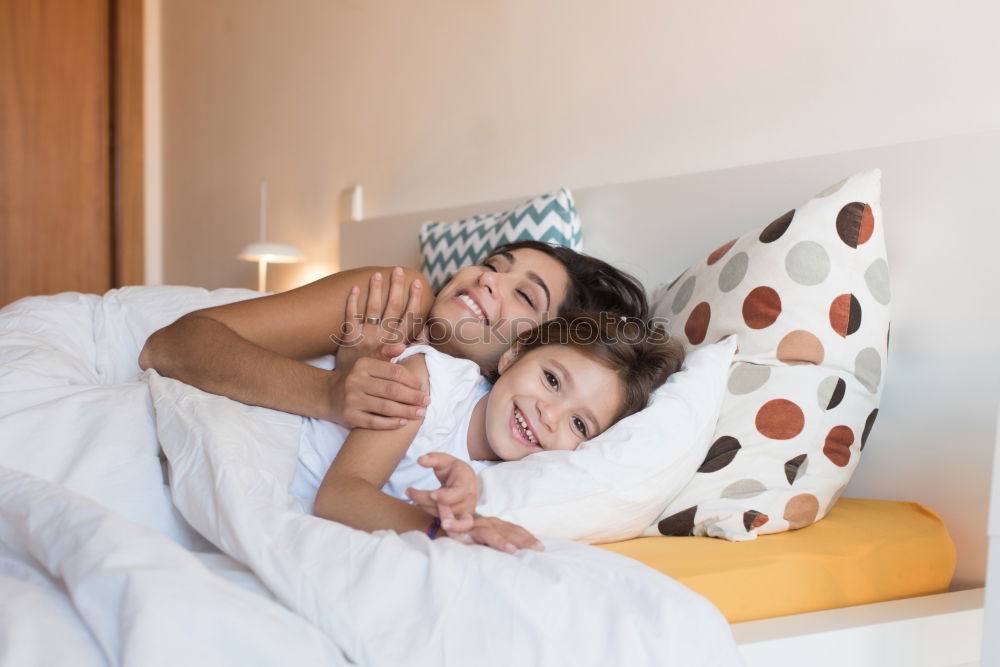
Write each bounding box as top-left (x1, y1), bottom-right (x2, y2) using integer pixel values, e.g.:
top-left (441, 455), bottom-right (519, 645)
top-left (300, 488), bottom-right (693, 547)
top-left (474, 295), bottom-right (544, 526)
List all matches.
top-left (644, 169), bottom-right (889, 540)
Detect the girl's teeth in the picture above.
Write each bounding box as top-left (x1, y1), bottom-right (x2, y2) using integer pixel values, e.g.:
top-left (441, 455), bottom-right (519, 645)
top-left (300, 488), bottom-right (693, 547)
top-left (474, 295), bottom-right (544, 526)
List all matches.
top-left (514, 408), bottom-right (537, 445)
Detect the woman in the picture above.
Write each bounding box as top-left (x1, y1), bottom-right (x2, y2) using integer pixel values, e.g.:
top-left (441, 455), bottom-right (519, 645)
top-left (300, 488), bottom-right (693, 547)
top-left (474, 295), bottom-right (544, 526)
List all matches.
top-left (140, 241), bottom-right (648, 430)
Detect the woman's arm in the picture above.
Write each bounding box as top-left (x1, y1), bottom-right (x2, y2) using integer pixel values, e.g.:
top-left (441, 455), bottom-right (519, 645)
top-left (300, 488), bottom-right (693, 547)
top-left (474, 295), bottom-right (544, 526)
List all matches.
top-left (139, 266), bottom-right (436, 427)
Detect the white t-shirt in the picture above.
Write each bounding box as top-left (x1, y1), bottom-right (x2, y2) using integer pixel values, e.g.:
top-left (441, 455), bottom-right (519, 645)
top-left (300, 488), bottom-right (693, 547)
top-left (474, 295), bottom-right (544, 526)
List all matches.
top-left (291, 345), bottom-right (495, 506)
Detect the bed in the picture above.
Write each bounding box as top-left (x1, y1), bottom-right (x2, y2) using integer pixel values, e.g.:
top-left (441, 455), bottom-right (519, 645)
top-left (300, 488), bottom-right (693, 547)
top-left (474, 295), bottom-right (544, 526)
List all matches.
top-left (0, 287), bottom-right (739, 666)
top-left (340, 129), bottom-right (1000, 666)
top-left (1, 131), bottom-right (995, 666)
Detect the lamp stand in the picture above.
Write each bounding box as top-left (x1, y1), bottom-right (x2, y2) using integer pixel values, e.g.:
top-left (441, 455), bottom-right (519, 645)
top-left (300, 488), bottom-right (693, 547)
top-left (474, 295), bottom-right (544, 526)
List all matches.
top-left (257, 259), bottom-right (268, 292)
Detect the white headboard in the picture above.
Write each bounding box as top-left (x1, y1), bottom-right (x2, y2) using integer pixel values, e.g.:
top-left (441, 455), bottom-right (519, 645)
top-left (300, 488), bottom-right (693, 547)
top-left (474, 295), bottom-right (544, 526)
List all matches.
top-left (341, 130), bottom-right (1000, 589)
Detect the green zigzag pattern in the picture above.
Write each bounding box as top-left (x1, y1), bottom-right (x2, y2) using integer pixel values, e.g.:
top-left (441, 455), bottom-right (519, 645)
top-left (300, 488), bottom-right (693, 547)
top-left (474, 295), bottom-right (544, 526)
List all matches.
top-left (420, 192), bottom-right (582, 290)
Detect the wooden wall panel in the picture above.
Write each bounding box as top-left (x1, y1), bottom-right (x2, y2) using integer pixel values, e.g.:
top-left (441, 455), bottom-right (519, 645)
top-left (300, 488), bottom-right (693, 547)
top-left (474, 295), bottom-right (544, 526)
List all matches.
top-left (113, 0), bottom-right (144, 287)
top-left (0, 0), bottom-right (112, 306)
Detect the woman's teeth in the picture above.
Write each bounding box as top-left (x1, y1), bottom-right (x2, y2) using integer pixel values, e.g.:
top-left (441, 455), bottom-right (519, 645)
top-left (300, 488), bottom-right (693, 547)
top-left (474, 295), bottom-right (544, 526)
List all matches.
top-left (514, 408), bottom-right (538, 446)
top-left (457, 293), bottom-right (486, 322)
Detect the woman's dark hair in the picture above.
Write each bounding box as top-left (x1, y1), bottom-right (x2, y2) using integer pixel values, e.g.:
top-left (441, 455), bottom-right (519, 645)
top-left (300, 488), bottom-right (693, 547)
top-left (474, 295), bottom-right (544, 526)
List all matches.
top-left (511, 312), bottom-right (685, 422)
top-left (487, 240), bottom-right (649, 321)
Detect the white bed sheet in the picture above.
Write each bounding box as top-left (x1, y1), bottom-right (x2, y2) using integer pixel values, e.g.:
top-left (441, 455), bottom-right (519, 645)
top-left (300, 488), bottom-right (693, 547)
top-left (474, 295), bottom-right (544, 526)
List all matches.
top-left (0, 286), bottom-right (741, 666)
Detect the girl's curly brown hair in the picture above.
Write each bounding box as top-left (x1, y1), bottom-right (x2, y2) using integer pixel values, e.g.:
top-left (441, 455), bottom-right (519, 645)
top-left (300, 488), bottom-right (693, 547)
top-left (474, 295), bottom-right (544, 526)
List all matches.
top-left (508, 312), bottom-right (685, 423)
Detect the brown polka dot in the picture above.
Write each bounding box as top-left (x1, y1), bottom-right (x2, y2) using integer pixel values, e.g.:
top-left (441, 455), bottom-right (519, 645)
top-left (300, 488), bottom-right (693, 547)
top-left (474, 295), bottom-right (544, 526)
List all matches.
top-left (658, 506), bottom-right (697, 536)
top-left (759, 210), bottom-right (794, 243)
top-left (784, 454), bottom-right (808, 485)
top-left (823, 425), bottom-right (855, 467)
top-left (776, 330), bottom-right (825, 365)
top-left (698, 436), bottom-right (741, 473)
top-left (783, 494), bottom-right (820, 529)
top-left (859, 204), bottom-right (875, 244)
top-left (707, 238), bottom-right (737, 265)
top-left (836, 202), bottom-right (875, 248)
top-left (742, 286), bottom-right (782, 329)
top-left (684, 302), bottom-right (711, 345)
top-left (820, 377), bottom-right (846, 410)
top-left (829, 294), bottom-right (862, 337)
top-left (743, 510), bottom-right (769, 532)
top-left (756, 399), bottom-right (805, 440)
top-left (861, 408), bottom-right (878, 450)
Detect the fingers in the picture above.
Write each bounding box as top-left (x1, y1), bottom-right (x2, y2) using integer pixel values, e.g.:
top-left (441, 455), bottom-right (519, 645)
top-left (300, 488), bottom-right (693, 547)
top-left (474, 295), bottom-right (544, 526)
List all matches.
top-left (361, 357), bottom-right (428, 393)
top-left (433, 502), bottom-right (472, 535)
top-left (359, 398), bottom-right (423, 423)
top-left (437, 503), bottom-right (476, 537)
top-left (348, 412), bottom-right (410, 430)
top-left (339, 358), bottom-right (430, 427)
top-left (378, 342), bottom-right (406, 361)
top-left (469, 518), bottom-right (545, 554)
top-left (365, 272), bottom-right (383, 323)
top-left (382, 267), bottom-right (407, 324)
top-left (425, 485), bottom-right (470, 508)
top-left (405, 487), bottom-right (437, 513)
top-left (346, 285), bottom-right (361, 323)
top-left (337, 285), bottom-right (361, 346)
top-left (441, 511), bottom-right (474, 534)
top-left (416, 452), bottom-right (456, 471)
top-left (400, 275), bottom-right (423, 341)
top-left (504, 525), bottom-right (545, 552)
top-left (472, 524), bottom-right (520, 554)
top-left (367, 379), bottom-right (429, 410)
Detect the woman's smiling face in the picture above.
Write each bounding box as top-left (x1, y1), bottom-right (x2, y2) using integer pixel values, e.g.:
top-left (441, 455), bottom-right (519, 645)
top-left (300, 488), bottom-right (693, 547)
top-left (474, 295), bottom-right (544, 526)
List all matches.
top-left (428, 248), bottom-right (570, 373)
top-left (481, 344), bottom-right (624, 461)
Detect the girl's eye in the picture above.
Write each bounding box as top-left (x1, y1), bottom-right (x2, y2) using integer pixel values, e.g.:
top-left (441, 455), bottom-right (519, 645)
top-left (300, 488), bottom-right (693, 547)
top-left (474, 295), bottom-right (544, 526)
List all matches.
top-left (572, 417), bottom-right (588, 438)
top-left (517, 289), bottom-right (535, 309)
top-left (482, 261), bottom-right (498, 272)
top-left (544, 370), bottom-right (559, 390)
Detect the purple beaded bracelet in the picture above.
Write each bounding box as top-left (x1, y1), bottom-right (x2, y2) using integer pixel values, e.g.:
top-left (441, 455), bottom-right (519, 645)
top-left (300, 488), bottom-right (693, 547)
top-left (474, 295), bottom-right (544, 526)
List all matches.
top-left (426, 517), bottom-right (441, 539)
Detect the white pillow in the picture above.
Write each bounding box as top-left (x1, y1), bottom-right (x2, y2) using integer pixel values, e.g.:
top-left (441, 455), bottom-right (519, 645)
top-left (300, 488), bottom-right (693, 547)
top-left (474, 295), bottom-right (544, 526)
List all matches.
top-left (475, 337), bottom-right (737, 544)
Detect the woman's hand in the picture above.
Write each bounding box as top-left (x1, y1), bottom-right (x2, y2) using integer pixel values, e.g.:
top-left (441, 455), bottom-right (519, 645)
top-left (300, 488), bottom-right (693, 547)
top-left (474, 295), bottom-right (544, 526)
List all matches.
top-left (406, 453), bottom-right (477, 532)
top-left (326, 358), bottom-right (429, 429)
top-left (335, 267), bottom-right (422, 374)
top-left (328, 267), bottom-right (430, 429)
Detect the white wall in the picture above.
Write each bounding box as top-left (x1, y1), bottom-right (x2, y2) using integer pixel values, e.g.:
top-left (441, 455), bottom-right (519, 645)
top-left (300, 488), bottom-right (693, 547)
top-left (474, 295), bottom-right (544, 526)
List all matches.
top-left (159, 0), bottom-right (1000, 292)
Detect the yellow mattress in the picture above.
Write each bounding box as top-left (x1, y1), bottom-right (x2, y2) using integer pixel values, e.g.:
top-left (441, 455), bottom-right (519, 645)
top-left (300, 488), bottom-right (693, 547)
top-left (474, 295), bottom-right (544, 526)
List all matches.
top-left (599, 498), bottom-right (955, 623)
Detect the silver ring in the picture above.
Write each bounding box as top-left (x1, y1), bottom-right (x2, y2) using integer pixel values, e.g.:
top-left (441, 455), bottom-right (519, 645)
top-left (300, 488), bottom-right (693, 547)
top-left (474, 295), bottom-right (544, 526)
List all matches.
top-left (366, 316), bottom-right (380, 325)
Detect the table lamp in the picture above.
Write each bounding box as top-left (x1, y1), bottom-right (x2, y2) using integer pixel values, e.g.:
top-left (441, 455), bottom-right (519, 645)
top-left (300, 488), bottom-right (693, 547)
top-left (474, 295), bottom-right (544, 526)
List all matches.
top-left (237, 180), bottom-right (304, 292)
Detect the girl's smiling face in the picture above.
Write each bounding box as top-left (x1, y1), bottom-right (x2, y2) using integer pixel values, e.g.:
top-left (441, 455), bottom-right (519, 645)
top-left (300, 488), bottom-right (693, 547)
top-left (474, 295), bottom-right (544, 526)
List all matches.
top-left (428, 248), bottom-right (570, 374)
top-left (482, 344), bottom-right (624, 461)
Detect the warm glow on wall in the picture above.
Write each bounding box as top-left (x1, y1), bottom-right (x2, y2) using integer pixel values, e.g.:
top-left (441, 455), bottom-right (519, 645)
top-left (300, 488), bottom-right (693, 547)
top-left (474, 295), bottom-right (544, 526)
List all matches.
top-left (290, 261), bottom-right (340, 288)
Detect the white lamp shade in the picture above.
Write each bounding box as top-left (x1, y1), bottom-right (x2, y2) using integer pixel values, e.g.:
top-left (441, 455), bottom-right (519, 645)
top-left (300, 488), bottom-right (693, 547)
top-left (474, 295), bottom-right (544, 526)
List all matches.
top-left (237, 242), bottom-right (304, 264)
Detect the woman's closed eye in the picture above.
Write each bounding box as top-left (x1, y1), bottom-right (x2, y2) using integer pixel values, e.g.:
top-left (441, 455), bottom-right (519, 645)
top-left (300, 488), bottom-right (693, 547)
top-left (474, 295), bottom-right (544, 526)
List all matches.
top-left (482, 258), bottom-right (541, 312)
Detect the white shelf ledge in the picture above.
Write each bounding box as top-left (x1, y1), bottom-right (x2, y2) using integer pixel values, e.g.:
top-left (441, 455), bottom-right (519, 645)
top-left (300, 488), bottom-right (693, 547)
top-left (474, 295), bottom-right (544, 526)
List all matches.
top-left (733, 588), bottom-right (984, 667)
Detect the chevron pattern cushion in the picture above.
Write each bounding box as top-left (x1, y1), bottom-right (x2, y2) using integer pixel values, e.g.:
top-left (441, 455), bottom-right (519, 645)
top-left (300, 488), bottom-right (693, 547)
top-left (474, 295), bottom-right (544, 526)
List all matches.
top-left (419, 188), bottom-right (583, 292)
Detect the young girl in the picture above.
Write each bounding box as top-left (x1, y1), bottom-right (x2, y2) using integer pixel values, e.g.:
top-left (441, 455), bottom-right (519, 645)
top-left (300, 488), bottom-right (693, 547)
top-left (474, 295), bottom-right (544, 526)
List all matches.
top-left (292, 313), bottom-right (684, 553)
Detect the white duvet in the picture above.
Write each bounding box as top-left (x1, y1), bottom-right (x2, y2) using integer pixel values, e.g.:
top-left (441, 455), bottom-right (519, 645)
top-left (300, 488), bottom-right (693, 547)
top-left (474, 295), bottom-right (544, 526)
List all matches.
top-left (0, 287), bottom-right (741, 666)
